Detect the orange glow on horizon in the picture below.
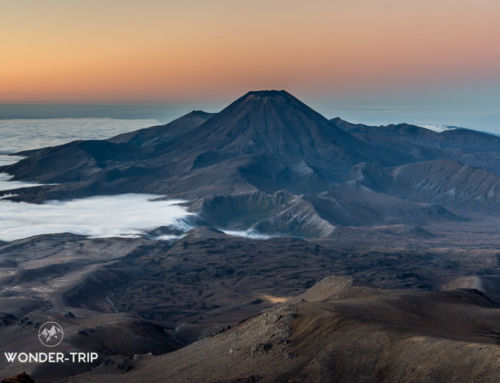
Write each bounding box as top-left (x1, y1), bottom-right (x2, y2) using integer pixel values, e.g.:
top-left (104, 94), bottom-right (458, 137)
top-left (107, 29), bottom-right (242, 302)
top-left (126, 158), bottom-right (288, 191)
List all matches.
top-left (1, 0), bottom-right (500, 102)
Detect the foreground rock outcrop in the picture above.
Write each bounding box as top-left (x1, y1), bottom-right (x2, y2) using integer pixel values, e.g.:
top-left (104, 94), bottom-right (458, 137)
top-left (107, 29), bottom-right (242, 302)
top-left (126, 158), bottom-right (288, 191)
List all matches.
top-left (1, 372), bottom-right (34, 383)
top-left (73, 276), bottom-right (500, 382)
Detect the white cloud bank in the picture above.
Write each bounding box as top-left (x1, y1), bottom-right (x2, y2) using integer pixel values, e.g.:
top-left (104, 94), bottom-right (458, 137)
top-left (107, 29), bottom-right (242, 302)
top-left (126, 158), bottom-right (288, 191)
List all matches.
top-left (221, 229), bottom-right (273, 240)
top-left (0, 173), bottom-right (43, 191)
top-left (0, 194), bottom-right (194, 241)
top-left (0, 155), bottom-right (25, 166)
top-left (0, 118), bottom-right (159, 154)
top-left (422, 125), bottom-right (457, 133)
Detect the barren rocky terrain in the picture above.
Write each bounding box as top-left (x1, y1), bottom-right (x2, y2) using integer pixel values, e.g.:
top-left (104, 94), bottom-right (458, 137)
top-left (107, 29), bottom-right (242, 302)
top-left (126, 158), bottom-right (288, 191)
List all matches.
top-left (72, 276), bottom-right (500, 383)
top-left (2, 91), bottom-right (500, 381)
top-left (2, 223), bottom-right (500, 382)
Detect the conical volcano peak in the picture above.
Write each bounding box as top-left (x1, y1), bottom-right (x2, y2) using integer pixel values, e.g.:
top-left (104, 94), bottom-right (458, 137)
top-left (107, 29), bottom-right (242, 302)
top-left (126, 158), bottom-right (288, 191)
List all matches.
top-left (223, 89), bottom-right (314, 116)
top-left (182, 89), bottom-right (378, 175)
top-left (245, 90), bottom-right (289, 97)
top-left (234, 90), bottom-right (299, 107)
top-left (240, 90), bottom-right (297, 101)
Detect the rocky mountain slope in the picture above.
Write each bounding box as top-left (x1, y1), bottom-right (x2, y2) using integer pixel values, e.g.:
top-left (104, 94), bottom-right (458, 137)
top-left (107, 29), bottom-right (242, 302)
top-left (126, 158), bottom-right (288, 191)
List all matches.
top-left (2, 90), bottom-right (500, 237)
top-left (72, 276), bottom-right (500, 383)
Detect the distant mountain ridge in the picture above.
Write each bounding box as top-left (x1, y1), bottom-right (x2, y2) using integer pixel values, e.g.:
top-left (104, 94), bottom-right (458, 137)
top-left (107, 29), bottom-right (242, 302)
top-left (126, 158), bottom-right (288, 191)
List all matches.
top-left (2, 90), bottom-right (500, 238)
top-left (332, 117), bottom-right (500, 173)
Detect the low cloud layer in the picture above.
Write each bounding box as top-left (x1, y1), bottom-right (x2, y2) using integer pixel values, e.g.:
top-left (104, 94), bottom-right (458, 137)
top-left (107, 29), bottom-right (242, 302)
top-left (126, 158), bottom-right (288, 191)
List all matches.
top-left (0, 194), bottom-right (194, 241)
top-left (221, 229), bottom-right (273, 240)
top-left (0, 155), bottom-right (25, 166)
top-left (0, 118), bottom-right (159, 154)
top-left (422, 125), bottom-right (457, 133)
top-left (0, 172), bottom-right (42, 191)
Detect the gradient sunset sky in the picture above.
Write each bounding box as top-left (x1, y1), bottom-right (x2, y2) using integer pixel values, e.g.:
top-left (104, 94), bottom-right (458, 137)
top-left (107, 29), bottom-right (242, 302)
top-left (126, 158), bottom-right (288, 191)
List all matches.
top-left (1, 0), bottom-right (500, 129)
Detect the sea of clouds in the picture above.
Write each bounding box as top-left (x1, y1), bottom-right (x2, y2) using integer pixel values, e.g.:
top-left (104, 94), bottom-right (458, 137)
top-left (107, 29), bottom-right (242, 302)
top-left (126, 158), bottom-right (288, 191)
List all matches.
top-left (0, 118), bottom-right (199, 242)
top-left (0, 194), bottom-right (193, 242)
top-left (0, 118), bottom-right (274, 242)
top-left (0, 172), bottom-right (42, 191)
top-left (0, 118), bottom-right (160, 154)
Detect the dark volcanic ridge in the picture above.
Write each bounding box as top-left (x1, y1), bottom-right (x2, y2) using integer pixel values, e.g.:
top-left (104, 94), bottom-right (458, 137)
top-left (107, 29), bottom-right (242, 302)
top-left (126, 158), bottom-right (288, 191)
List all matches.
top-left (2, 90), bottom-right (500, 239)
